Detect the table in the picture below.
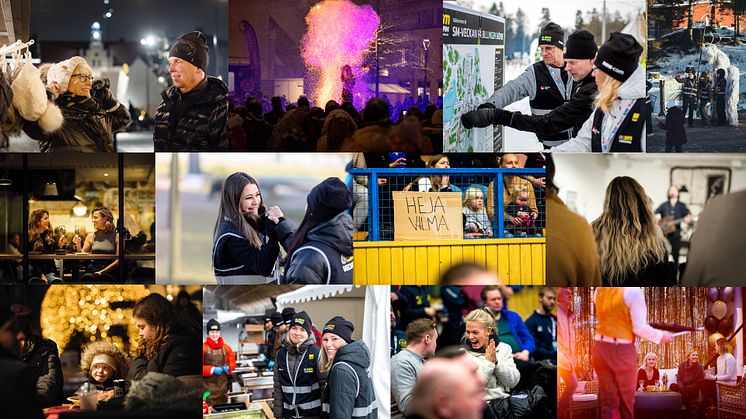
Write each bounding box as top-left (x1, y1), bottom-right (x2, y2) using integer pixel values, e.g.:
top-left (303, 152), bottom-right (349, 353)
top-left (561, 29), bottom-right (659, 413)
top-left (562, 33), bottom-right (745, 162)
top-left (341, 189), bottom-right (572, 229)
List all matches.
top-left (27, 253), bottom-right (156, 281)
top-left (635, 391), bottom-right (682, 418)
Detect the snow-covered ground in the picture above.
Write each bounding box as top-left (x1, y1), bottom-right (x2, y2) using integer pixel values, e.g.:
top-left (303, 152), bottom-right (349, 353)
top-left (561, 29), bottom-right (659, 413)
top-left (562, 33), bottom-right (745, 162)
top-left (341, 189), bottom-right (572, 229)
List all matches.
top-left (653, 45), bottom-right (746, 112)
top-left (502, 60), bottom-right (544, 151)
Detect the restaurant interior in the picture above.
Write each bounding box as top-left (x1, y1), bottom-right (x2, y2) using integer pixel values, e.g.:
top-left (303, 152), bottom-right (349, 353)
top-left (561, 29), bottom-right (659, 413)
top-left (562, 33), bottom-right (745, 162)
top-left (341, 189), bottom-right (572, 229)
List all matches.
top-left (0, 153), bottom-right (155, 283)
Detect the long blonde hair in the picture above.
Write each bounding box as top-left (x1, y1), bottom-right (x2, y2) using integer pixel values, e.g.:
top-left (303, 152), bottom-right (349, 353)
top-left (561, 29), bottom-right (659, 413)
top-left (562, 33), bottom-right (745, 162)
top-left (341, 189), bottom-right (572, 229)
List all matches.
top-left (591, 177), bottom-right (667, 284)
top-left (318, 338), bottom-right (347, 373)
top-left (594, 74), bottom-right (623, 114)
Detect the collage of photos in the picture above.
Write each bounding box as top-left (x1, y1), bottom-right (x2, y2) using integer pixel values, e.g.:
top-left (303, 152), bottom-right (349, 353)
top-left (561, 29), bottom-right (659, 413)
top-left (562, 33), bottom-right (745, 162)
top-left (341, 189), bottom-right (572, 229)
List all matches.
top-left (1, 0), bottom-right (746, 418)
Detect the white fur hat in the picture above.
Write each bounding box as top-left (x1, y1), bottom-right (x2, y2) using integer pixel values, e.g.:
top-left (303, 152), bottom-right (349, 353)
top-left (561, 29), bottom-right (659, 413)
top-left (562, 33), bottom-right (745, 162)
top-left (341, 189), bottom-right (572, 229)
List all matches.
top-left (46, 56), bottom-right (88, 94)
top-left (11, 61), bottom-right (64, 132)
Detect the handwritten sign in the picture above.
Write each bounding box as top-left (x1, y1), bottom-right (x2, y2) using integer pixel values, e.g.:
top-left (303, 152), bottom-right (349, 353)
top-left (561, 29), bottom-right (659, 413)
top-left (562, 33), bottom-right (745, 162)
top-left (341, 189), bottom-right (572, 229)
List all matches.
top-left (393, 192), bottom-right (464, 241)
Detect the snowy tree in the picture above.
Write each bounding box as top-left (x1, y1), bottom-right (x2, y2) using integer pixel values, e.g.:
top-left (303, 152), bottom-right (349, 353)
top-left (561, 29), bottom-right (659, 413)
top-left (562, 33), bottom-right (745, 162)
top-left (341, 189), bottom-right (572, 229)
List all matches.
top-left (575, 10), bottom-right (585, 31)
top-left (515, 8), bottom-right (528, 56)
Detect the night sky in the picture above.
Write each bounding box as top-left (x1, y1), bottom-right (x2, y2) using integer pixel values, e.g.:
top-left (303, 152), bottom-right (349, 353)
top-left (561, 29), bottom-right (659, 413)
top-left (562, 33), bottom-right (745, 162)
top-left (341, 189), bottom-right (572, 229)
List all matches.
top-left (30, 0), bottom-right (228, 42)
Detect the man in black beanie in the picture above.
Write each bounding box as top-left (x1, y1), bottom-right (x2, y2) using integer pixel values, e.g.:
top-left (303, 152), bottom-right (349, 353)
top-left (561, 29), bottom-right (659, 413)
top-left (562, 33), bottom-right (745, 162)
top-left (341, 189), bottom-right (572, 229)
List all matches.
top-left (552, 32), bottom-right (646, 152)
top-left (283, 177), bottom-right (354, 285)
top-left (461, 22), bottom-right (575, 148)
top-left (154, 31), bottom-right (229, 151)
top-left (462, 30), bottom-right (598, 143)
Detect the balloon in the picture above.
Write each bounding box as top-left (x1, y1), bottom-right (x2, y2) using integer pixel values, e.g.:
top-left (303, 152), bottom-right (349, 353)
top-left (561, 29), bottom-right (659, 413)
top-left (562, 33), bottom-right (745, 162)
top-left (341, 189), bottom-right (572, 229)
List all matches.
top-left (721, 287), bottom-right (734, 302)
top-left (712, 300), bottom-right (728, 320)
top-left (708, 332), bottom-right (725, 348)
top-left (705, 316), bottom-right (719, 333)
top-left (707, 287), bottom-right (720, 301)
top-left (718, 318), bottom-right (733, 336)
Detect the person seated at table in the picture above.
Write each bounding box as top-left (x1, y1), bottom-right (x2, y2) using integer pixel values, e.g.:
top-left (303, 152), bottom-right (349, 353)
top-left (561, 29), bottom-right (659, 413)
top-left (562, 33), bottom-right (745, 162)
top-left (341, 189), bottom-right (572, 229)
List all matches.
top-left (80, 341), bottom-right (129, 406)
top-left (637, 351), bottom-right (660, 389)
top-left (463, 187), bottom-right (493, 238)
top-left (73, 206), bottom-right (119, 282)
top-left (128, 293), bottom-right (201, 381)
top-left (669, 349), bottom-right (704, 411)
top-left (28, 209), bottom-right (66, 283)
top-left (702, 337), bottom-right (737, 406)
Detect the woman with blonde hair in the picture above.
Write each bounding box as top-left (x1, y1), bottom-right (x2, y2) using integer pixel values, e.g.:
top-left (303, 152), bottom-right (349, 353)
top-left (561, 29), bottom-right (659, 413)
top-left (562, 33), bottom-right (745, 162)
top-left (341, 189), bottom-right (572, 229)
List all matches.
top-left (73, 206), bottom-right (120, 282)
top-left (25, 56), bottom-right (130, 152)
top-left (28, 208), bottom-right (66, 283)
top-left (552, 32), bottom-right (646, 152)
top-left (636, 351), bottom-right (660, 389)
top-left (462, 308), bottom-right (520, 402)
top-left (592, 177), bottom-right (673, 285)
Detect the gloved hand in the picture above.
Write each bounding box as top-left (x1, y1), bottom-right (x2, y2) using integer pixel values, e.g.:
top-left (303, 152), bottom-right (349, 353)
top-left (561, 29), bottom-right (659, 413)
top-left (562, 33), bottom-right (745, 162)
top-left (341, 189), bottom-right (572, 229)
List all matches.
top-left (222, 364), bottom-right (230, 373)
top-left (211, 366), bottom-right (224, 375)
top-left (461, 102), bottom-right (505, 129)
top-left (91, 78), bottom-right (119, 110)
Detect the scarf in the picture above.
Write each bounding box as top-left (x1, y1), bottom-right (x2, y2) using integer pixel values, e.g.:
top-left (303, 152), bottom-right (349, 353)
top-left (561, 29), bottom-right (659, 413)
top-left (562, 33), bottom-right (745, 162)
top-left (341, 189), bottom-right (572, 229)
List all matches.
top-left (56, 92), bottom-right (103, 115)
top-left (205, 336), bottom-right (224, 350)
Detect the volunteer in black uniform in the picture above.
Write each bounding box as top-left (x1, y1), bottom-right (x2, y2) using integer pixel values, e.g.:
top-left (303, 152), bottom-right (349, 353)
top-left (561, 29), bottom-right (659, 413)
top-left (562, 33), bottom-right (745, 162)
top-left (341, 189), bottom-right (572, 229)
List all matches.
top-left (461, 29), bottom-right (598, 143)
top-left (714, 68), bottom-right (727, 126)
top-left (461, 22), bottom-right (573, 148)
top-left (273, 311), bottom-right (322, 419)
top-left (551, 32), bottom-right (646, 152)
top-left (678, 68), bottom-right (697, 127)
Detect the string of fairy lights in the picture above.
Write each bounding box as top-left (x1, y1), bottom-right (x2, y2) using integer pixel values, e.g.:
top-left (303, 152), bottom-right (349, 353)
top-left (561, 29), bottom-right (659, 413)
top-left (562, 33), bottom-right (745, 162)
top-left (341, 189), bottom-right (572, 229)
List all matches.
top-left (40, 285), bottom-right (151, 354)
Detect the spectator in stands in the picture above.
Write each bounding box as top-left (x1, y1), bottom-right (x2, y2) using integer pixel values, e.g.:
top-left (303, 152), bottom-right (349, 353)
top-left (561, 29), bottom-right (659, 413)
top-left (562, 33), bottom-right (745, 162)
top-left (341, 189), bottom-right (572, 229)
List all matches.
top-left (525, 287), bottom-right (557, 364)
top-left (439, 264), bottom-right (500, 286)
top-left (487, 154), bottom-right (538, 234)
top-left (391, 318), bottom-right (438, 417)
top-left (406, 351), bottom-right (485, 419)
top-left (394, 286), bottom-right (435, 330)
top-left (463, 308), bottom-right (520, 402)
top-left (481, 286), bottom-right (534, 360)
top-left (504, 190), bottom-right (538, 237)
top-left (463, 187), bottom-right (493, 238)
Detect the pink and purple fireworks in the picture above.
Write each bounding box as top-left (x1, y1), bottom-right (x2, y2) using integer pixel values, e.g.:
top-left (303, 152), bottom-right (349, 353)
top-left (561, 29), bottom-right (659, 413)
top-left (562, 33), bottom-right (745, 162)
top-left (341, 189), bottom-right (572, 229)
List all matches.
top-left (301, 0), bottom-right (380, 108)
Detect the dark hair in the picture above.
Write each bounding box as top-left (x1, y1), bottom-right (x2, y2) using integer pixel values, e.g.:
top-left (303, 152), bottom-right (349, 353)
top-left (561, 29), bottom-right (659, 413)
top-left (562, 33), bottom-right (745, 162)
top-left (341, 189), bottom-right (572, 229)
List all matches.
top-left (246, 98), bottom-right (263, 118)
top-left (480, 285), bottom-right (502, 303)
top-left (213, 172), bottom-right (266, 250)
top-left (271, 96), bottom-right (282, 109)
top-left (324, 100), bottom-right (340, 115)
top-left (132, 294), bottom-right (176, 360)
top-left (298, 96), bottom-right (310, 108)
top-left (538, 287), bottom-right (556, 297)
top-left (363, 98), bottom-right (390, 123)
top-left (545, 153), bottom-right (557, 193)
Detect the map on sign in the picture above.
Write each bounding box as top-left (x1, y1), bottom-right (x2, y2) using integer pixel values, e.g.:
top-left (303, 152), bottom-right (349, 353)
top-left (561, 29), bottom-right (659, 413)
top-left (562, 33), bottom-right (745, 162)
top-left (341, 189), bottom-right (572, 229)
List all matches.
top-left (444, 44), bottom-right (492, 152)
top-left (443, 4), bottom-right (505, 152)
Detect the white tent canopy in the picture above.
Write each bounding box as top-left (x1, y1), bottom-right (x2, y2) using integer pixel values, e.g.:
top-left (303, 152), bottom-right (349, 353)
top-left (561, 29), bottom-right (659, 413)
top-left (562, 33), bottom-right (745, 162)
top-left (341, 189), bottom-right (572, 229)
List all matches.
top-left (276, 285), bottom-right (356, 306)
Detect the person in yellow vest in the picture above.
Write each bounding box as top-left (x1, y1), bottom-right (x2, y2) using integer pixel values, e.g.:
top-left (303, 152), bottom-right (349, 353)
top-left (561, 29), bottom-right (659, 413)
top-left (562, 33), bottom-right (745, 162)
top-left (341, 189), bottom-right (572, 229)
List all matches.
top-left (592, 288), bottom-right (673, 419)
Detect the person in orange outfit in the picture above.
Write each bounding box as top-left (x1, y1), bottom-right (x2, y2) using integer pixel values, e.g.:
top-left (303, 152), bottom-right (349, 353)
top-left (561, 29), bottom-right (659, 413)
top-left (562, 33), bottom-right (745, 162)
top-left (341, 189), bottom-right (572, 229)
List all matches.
top-left (202, 319), bottom-right (236, 405)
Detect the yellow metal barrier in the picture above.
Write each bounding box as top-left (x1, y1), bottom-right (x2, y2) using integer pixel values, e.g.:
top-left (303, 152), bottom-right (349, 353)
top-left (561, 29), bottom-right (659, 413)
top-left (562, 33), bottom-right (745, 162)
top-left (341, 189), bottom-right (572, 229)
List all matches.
top-left (354, 238), bottom-right (545, 285)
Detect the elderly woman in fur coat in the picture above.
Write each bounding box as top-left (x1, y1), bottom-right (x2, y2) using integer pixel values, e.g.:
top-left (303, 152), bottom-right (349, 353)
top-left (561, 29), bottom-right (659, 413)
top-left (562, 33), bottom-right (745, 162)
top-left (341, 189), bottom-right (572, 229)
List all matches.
top-left (22, 56), bottom-right (130, 152)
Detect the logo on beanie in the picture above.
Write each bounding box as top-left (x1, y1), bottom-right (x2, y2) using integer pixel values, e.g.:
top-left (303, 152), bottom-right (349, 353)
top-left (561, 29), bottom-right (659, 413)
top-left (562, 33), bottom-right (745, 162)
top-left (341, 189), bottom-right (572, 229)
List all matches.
top-left (209, 325), bottom-right (219, 330)
top-left (541, 36), bottom-right (553, 42)
top-left (176, 40), bottom-right (196, 58)
top-left (295, 318), bottom-right (305, 325)
top-left (324, 324), bottom-right (335, 331)
top-left (600, 60), bottom-right (624, 75)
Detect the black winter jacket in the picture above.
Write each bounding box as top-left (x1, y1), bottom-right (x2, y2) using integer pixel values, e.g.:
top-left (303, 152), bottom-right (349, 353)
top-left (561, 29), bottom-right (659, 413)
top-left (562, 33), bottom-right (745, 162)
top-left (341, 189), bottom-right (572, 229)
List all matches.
top-left (24, 92), bottom-right (130, 152)
top-left (128, 334), bottom-right (201, 381)
top-left (21, 333), bottom-right (64, 407)
top-left (153, 76), bottom-right (229, 151)
top-left (213, 216), bottom-right (296, 284)
top-left (321, 340), bottom-right (377, 419)
top-left (284, 213), bottom-right (354, 284)
top-left (273, 335), bottom-right (321, 418)
top-left (496, 71), bottom-right (597, 139)
top-left (0, 347), bottom-right (44, 419)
